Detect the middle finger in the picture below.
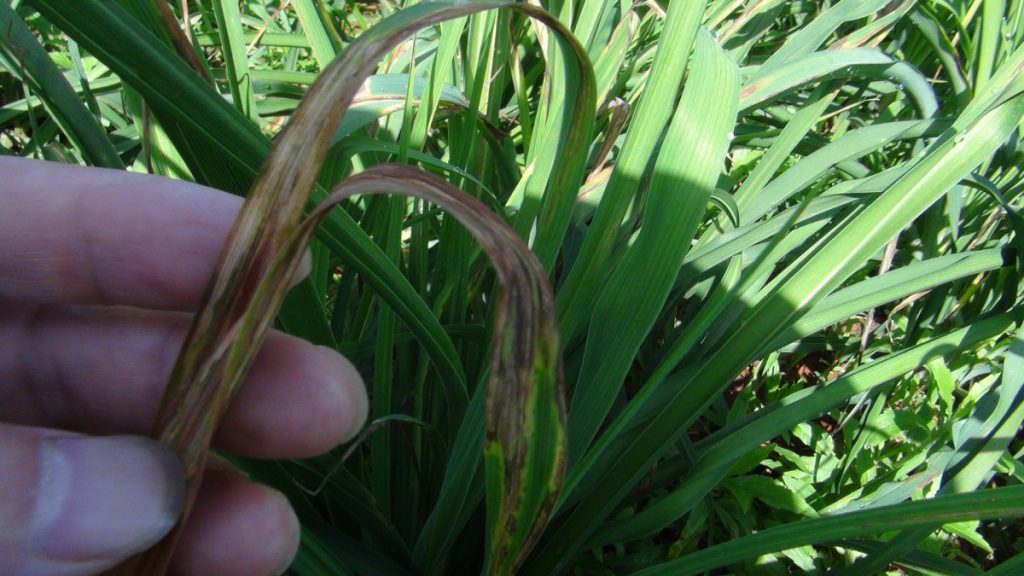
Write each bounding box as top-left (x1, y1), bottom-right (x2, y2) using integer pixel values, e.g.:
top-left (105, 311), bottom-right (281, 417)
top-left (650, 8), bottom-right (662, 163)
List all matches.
top-left (0, 303), bottom-right (367, 458)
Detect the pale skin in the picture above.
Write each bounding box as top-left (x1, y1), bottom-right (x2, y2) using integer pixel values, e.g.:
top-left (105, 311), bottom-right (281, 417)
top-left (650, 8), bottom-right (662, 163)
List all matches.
top-left (0, 156), bottom-right (369, 576)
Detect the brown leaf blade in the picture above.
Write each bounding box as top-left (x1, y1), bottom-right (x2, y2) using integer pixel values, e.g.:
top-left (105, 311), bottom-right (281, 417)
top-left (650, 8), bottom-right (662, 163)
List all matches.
top-left (308, 167), bottom-right (567, 575)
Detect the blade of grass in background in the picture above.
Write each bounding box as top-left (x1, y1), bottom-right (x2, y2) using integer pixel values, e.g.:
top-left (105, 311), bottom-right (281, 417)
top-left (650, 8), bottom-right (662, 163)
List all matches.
top-left (631, 484), bottom-right (1024, 576)
top-left (210, 0), bottom-right (259, 122)
top-left (567, 28), bottom-right (739, 462)
top-left (555, 0), bottom-right (705, 342)
top-left (293, 0), bottom-right (342, 68)
top-left (0, 3), bottom-right (123, 168)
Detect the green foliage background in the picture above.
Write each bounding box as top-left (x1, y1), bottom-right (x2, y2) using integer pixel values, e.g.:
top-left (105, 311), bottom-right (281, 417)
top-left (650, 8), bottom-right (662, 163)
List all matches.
top-left (3, 0), bottom-right (1024, 573)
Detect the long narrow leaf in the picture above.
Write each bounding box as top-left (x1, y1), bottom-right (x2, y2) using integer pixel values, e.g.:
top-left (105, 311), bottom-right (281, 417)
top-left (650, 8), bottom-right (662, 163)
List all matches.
top-left (630, 485), bottom-right (1024, 576)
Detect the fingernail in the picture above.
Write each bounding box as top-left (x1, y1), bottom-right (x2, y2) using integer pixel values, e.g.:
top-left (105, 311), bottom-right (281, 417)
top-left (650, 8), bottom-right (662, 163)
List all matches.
top-left (317, 346), bottom-right (368, 444)
top-left (33, 435), bottom-right (185, 562)
top-left (271, 491), bottom-right (301, 576)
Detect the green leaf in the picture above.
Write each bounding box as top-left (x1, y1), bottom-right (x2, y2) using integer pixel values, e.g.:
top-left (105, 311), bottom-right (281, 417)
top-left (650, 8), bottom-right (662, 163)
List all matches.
top-left (926, 358), bottom-right (955, 413)
top-left (722, 475), bottom-right (818, 518)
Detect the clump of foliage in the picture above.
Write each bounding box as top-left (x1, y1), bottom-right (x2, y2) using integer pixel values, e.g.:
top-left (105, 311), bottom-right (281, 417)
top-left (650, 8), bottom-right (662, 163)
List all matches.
top-left (3, 0), bottom-right (1024, 574)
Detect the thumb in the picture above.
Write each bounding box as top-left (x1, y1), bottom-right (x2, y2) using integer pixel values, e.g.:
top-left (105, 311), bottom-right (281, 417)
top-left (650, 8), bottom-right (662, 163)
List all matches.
top-left (0, 423), bottom-right (184, 576)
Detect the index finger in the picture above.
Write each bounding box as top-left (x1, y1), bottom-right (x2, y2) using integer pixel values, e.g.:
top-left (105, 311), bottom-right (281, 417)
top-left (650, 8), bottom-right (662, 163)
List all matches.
top-left (0, 156), bottom-right (240, 310)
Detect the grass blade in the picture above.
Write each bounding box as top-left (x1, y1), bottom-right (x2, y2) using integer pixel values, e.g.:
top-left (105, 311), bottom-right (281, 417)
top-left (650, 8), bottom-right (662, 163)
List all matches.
top-left (630, 485), bottom-right (1024, 576)
top-left (0, 3), bottom-right (123, 168)
top-left (210, 0), bottom-right (259, 122)
top-left (567, 28), bottom-right (739, 461)
top-left (555, 0), bottom-right (705, 342)
top-left (292, 0), bottom-right (341, 68)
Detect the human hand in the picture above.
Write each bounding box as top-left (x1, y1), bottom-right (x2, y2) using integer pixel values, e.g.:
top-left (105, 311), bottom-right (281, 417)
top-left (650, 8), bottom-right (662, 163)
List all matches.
top-left (0, 157), bottom-right (368, 576)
